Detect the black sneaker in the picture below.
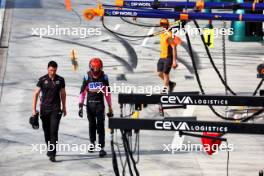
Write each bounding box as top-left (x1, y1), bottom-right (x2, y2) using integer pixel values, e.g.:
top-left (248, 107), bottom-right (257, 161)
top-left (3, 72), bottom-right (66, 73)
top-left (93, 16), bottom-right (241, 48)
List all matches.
top-left (49, 156), bottom-right (56, 162)
top-left (99, 149), bottom-right (107, 157)
top-left (88, 143), bottom-right (95, 153)
top-left (169, 81), bottom-right (176, 93)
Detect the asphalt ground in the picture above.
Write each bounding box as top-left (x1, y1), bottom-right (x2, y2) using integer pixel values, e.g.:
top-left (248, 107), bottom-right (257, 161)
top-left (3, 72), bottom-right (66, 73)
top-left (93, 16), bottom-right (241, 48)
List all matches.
top-left (0, 0), bottom-right (264, 175)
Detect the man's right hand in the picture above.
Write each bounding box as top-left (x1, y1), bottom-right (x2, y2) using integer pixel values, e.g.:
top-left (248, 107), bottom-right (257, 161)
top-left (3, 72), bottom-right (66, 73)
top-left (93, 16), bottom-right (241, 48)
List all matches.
top-left (78, 103), bottom-right (83, 118)
top-left (32, 109), bottom-right (37, 116)
top-left (172, 61), bottom-right (178, 69)
top-left (107, 106), bottom-right (114, 118)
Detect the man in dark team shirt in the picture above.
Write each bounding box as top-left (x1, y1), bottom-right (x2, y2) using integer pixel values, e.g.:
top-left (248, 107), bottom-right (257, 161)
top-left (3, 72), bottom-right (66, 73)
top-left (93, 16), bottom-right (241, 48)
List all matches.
top-left (32, 61), bottom-right (67, 162)
top-left (79, 58), bottom-right (113, 157)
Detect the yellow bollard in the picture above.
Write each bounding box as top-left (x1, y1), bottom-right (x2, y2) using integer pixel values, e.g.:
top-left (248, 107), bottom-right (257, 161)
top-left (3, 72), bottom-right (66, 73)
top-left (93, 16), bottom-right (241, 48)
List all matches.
top-left (70, 49), bottom-right (78, 71)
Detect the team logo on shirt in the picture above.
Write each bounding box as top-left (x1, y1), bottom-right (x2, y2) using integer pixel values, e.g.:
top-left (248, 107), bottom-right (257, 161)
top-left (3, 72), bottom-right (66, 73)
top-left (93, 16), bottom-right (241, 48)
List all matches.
top-left (55, 81), bottom-right (60, 84)
top-left (44, 80), bottom-right (48, 84)
top-left (88, 82), bottom-right (104, 91)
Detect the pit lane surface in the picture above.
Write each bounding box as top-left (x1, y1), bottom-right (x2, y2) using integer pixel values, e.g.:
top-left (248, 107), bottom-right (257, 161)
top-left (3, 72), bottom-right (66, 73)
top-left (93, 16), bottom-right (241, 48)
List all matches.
top-left (0, 0), bottom-right (264, 175)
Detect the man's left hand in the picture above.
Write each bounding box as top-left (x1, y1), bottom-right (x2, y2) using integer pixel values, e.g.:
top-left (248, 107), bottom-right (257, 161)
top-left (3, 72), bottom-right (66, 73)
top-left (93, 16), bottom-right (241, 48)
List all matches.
top-left (62, 107), bottom-right (67, 117)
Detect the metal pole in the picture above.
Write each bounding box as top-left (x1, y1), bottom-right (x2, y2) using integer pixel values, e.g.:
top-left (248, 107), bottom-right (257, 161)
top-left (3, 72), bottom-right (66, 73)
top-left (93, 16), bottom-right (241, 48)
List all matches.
top-left (86, 8), bottom-right (264, 22)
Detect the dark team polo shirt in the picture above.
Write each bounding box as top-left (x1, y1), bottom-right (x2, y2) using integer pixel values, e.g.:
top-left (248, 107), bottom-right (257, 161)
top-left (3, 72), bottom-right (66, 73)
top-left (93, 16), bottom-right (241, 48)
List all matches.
top-left (36, 74), bottom-right (65, 111)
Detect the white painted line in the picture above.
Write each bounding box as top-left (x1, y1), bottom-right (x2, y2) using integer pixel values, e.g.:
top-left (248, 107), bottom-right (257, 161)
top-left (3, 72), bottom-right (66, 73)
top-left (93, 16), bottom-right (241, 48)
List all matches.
top-left (101, 24), bottom-right (121, 41)
top-left (114, 24), bottom-right (121, 31)
top-left (171, 106), bottom-right (196, 150)
top-left (0, 0), bottom-right (6, 38)
top-left (141, 27), bottom-right (155, 47)
top-left (171, 131), bottom-right (184, 150)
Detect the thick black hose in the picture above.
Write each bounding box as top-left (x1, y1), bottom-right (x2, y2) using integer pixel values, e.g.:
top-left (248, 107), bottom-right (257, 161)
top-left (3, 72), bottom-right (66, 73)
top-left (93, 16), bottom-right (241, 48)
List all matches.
top-left (193, 20), bottom-right (237, 95)
top-left (253, 79), bottom-right (264, 96)
top-left (121, 130), bottom-right (134, 176)
top-left (114, 140), bottom-right (127, 175)
top-left (111, 132), bottom-right (120, 176)
top-left (123, 131), bottom-right (140, 176)
top-left (189, 21), bottom-right (264, 121)
top-left (184, 26), bottom-right (253, 121)
top-left (184, 27), bottom-right (205, 93)
top-left (241, 108), bottom-right (264, 122)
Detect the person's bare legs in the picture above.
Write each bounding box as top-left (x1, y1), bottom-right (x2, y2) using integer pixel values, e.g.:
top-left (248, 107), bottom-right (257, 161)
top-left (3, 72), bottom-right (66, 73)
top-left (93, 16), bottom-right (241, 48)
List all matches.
top-left (158, 72), bottom-right (170, 93)
top-left (159, 71), bottom-right (176, 93)
top-left (158, 72), bottom-right (169, 87)
top-left (158, 72), bottom-right (164, 80)
top-left (163, 73), bottom-right (170, 88)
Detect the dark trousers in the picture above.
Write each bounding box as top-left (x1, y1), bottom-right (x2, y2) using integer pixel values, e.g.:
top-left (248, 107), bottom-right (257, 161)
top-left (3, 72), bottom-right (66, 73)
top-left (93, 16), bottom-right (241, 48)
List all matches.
top-left (40, 110), bottom-right (62, 157)
top-left (86, 102), bottom-right (105, 148)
